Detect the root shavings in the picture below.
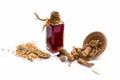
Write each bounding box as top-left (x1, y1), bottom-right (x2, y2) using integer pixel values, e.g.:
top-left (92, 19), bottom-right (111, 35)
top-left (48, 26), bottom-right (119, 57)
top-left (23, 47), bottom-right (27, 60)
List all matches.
top-left (16, 42), bottom-right (51, 61)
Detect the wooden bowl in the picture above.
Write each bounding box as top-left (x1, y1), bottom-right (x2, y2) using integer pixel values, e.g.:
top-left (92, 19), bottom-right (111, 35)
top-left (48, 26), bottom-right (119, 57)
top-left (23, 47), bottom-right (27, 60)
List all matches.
top-left (83, 31), bottom-right (107, 59)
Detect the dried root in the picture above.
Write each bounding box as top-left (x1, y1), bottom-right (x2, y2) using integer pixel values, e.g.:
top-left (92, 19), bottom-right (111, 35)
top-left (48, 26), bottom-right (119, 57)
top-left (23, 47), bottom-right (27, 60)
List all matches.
top-left (71, 47), bottom-right (81, 59)
top-left (57, 39), bottom-right (102, 68)
top-left (77, 58), bottom-right (94, 67)
top-left (16, 42), bottom-right (51, 61)
top-left (60, 55), bottom-right (67, 62)
top-left (86, 40), bottom-right (103, 60)
top-left (92, 69), bottom-right (100, 75)
top-left (59, 48), bottom-right (75, 62)
top-left (88, 40), bottom-right (102, 48)
top-left (58, 48), bottom-right (75, 67)
top-left (82, 46), bottom-right (92, 58)
top-left (57, 53), bottom-right (66, 62)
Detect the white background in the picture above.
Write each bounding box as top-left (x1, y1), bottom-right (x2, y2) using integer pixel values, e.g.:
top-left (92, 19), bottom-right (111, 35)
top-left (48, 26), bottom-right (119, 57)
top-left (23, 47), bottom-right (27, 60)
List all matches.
top-left (0, 0), bottom-right (119, 80)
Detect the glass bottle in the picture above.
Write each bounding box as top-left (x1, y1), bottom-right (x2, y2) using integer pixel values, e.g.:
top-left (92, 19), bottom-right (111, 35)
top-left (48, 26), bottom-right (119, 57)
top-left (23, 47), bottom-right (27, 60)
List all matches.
top-left (46, 11), bottom-right (64, 53)
top-left (34, 11), bottom-right (64, 53)
top-left (46, 22), bottom-right (64, 53)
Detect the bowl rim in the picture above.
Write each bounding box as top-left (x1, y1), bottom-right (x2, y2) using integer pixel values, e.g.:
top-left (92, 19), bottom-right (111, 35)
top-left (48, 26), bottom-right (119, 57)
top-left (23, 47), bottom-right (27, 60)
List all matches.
top-left (83, 31), bottom-right (107, 59)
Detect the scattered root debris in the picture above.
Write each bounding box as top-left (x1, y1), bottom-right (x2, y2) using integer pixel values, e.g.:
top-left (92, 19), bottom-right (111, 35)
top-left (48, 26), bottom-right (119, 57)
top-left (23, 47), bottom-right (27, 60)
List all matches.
top-left (16, 42), bottom-right (51, 61)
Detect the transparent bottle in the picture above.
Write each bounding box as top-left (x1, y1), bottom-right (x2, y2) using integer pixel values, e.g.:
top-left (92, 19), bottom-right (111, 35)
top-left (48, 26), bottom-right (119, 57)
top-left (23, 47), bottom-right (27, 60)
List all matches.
top-left (46, 22), bottom-right (64, 53)
top-left (34, 11), bottom-right (64, 53)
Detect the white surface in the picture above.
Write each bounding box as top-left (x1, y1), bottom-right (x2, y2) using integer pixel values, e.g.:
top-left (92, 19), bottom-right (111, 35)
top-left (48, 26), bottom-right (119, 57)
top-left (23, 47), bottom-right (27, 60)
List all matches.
top-left (0, 0), bottom-right (119, 80)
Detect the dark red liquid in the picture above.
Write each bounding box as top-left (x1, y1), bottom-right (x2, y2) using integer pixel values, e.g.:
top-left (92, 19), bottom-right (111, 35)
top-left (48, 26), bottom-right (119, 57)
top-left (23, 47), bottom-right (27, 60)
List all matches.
top-left (46, 23), bottom-right (64, 53)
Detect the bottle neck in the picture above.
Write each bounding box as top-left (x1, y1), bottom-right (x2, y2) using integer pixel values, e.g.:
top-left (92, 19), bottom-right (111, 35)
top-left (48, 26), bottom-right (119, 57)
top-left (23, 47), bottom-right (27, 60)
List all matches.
top-left (50, 21), bottom-right (64, 26)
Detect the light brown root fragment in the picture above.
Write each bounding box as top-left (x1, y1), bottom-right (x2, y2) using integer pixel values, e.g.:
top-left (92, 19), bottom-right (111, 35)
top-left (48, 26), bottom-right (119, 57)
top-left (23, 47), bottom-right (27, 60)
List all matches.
top-left (77, 58), bottom-right (94, 67)
top-left (68, 54), bottom-right (75, 62)
top-left (82, 46), bottom-right (92, 57)
top-left (92, 69), bottom-right (100, 75)
top-left (88, 40), bottom-right (102, 48)
top-left (34, 50), bottom-right (51, 59)
top-left (60, 55), bottom-right (66, 62)
top-left (59, 48), bottom-right (75, 67)
top-left (71, 47), bottom-right (80, 59)
top-left (76, 47), bottom-right (82, 53)
top-left (59, 48), bottom-right (70, 56)
top-left (16, 42), bottom-right (51, 61)
top-left (59, 49), bottom-right (75, 61)
top-left (72, 46), bottom-right (82, 54)
top-left (88, 48), bottom-right (98, 60)
top-left (59, 48), bottom-right (75, 62)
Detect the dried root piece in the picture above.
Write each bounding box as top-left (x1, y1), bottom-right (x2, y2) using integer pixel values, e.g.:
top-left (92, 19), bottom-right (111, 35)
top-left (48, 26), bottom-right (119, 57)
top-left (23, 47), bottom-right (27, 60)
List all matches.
top-left (85, 40), bottom-right (103, 60)
top-left (60, 55), bottom-right (66, 62)
top-left (58, 48), bottom-right (94, 67)
top-left (71, 47), bottom-right (81, 59)
top-left (16, 42), bottom-right (51, 61)
top-left (92, 69), bottom-right (100, 75)
top-left (57, 53), bottom-right (66, 62)
top-left (82, 46), bottom-right (92, 58)
top-left (88, 40), bottom-right (102, 48)
top-left (88, 48), bottom-right (99, 60)
top-left (77, 58), bottom-right (94, 67)
top-left (59, 48), bottom-right (75, 62)
top-left (59, 48), bottom-right (75, 67)
top-left (33, 50), bottom-right (51, 59)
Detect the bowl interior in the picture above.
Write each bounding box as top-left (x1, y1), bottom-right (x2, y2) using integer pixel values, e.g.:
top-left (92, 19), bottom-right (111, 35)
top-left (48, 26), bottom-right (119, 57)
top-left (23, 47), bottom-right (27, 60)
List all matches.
top-left (83, 31), bottom-right (107, 58)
